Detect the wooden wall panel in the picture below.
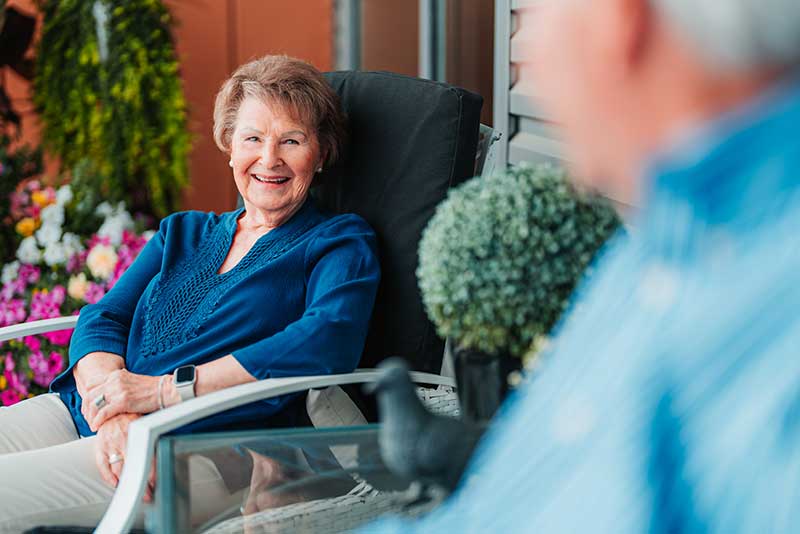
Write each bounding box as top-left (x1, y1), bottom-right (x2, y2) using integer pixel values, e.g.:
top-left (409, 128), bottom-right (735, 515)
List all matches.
top-left (167, 0), bottom-right (234, 212)
top-left (361, 0), bottom-right (418, 76)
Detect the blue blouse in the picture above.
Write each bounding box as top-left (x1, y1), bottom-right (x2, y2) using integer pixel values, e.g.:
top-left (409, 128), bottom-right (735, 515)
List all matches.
top-left (363, 78), bottom-right (800, 532)
top-left (51, 198), bottom-right (380, 437)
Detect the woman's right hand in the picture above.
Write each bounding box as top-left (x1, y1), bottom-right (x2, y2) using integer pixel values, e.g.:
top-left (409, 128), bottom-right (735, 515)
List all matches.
top-left (75, 351), bottom-right (125, 422)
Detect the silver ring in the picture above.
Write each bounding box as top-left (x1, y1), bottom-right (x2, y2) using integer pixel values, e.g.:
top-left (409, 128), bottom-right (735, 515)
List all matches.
top-left (108, 453), bottom-right (124, 465)
top-left (93, 394), bottom-right (106, 409)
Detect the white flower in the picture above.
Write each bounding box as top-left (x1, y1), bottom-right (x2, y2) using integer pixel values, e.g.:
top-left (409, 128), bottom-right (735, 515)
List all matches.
top-left (55, 185), bottom-right (73, 206)
top-left (95, 201), bottom-right (114, 217)
top-left (97, 212), bottom-right (134, 246)
top-left (68, 273), bottom-right (90, 301)
top-left (86, 244), bottom-right (118, 280)
top-left (35, 221), bottom-right (62, 247)
top-left (43, 241), bottom-right (68, 267)
top-left (142, 230), bottom-right (156, 241)
top-left (16, 236), bottom-right (42, 264)
top-left (61, 232), bottom-right (85, 258)
top-left (1, 261), bottom-right (20, 284)
top-left (40, 203), bottom-right (65, 227)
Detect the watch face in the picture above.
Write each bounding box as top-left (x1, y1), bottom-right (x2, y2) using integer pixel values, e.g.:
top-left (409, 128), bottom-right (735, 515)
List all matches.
top-left (176, 366), bottom-right (195, 383)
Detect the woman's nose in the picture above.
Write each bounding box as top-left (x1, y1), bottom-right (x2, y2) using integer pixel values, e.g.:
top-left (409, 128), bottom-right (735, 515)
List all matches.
top-left (259, 143), bottom-right (284, 168)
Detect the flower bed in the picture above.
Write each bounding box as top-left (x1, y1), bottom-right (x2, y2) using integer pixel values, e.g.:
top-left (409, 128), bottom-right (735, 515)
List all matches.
top-left (1, 180), bottom-right (152, 404)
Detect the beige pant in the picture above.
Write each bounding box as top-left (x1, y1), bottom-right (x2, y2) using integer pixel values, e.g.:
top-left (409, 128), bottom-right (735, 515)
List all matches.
top-left (0, 394), bottom-right (235, 533)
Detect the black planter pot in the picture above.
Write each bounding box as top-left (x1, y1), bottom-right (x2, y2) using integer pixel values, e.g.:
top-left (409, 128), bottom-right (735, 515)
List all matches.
top-left (453, 346), bottom-right (521, 423)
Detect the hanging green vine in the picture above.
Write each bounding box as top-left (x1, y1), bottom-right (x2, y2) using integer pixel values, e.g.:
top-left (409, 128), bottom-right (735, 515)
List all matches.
top-left (33, 0), bottom-right (190, 218)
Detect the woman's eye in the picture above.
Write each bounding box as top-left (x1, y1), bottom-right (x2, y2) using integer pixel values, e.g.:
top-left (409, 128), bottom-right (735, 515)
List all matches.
top-left (245, 136), bottom-right (260, 142)
top-left (283, 139), bottom-right (300, 145)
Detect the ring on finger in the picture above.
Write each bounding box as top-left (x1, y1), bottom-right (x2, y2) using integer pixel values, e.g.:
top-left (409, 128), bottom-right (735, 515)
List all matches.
top-left (109, 453), bottom-right (124, 464)
top-left (93, 394), bottom-right (107, 409)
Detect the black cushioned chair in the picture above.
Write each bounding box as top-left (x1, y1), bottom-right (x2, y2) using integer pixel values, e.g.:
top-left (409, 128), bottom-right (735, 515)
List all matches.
top-left (2, 71), bottom-right (482, 533)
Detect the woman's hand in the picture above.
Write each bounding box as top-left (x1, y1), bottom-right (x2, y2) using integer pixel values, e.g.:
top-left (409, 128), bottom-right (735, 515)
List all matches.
top-left (84, 369), bottom-right (162, 431)
top-left (75, 351), bottom-right (125, 422)
top-left (94, 413), bottom-right (157, 502)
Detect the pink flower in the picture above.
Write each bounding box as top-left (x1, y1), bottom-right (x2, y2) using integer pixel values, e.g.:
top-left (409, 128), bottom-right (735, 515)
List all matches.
top-left (4, 369), bottom-right (28, 397)
top-left (1, 390), bottom-right (21, 406)
top-left (19, 264), bottom-right (41, 284)
top-left (0, 298), bottom-right (26, 327)
top-left (48, 351), bottom-right (64, 374)
top-left (23, 335), bottom-right (41, 352)
top-left (67, 251), bottom-right (88, 274)
top-left (83, 282), bottom-right (106, 304)
top-left (50, 285), bottom-right (66, 304)
top-left (28, 350), bottom-right (62, 387)
top-left (42, 329), bottom-right (73, 346)
top-left (4, 352), bottom-right (15, 372)
top-left (87, 234), bottom-right (112, 249)
top-left (1, 278), bottom-right (27, 300)
top-left (28, 350), bottom-right (49, 387)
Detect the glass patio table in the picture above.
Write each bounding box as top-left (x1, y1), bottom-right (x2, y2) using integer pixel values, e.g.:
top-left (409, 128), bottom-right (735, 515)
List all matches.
top-left (149, 425), bottom-right (440, 533)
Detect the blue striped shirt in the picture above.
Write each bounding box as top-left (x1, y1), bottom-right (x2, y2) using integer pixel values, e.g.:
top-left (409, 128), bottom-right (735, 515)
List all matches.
top-left (364, 75), bottom-right (800, 533)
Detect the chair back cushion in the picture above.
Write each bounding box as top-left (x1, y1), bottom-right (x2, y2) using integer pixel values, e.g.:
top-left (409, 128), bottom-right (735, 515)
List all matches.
top-left (314, 71), bottom-right (482, 374)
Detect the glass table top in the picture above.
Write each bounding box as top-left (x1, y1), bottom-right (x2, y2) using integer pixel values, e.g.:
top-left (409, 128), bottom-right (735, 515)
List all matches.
top-left (151, 425), bottom-right (440, 533)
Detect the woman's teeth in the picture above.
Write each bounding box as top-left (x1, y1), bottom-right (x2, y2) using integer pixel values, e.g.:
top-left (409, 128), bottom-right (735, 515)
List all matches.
top-left (252, 175), bottom-right (289, 184)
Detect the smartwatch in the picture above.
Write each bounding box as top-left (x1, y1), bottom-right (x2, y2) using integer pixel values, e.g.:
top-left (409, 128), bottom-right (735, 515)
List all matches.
top-left (174, 365), bottom-right (197, 402)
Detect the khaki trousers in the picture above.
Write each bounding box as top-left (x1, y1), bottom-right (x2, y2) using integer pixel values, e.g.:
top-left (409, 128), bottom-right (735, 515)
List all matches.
top-left (0, 394), bottom-right (234, 533)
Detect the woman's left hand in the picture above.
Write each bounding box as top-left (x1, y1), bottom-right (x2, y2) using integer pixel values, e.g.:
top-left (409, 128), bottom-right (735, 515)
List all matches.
top-left (84, 369), bottom-right (162, 431)
top-left (94, 413), bottom-right (158, 502)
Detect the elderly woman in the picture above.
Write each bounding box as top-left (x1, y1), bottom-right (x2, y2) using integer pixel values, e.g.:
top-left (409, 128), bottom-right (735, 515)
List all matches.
top-left (0, 55), bottom-right (380, 531)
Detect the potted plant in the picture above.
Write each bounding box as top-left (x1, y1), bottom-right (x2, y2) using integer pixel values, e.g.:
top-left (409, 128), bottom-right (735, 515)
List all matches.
top-left (417, 164), bottom-right (620, 421)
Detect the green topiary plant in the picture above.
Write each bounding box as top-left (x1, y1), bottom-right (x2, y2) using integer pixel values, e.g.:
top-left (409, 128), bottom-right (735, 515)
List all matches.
top-left (417, 164), bottom-right (621, 360)
top-left (33, 0), bottom-right (190, 218)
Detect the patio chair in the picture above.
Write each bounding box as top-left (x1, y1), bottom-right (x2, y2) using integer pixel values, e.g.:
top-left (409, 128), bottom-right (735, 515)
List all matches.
top-left (0, 70), bottom-right (485, 532)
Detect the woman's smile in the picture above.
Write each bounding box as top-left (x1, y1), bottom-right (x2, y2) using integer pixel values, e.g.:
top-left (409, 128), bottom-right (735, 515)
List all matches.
top-left (251, 173), bottom-right (291, 185)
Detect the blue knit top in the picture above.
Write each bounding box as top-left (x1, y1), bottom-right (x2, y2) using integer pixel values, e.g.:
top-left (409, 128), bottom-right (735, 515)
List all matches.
top-left (51, 198), bottom-right (380, 437)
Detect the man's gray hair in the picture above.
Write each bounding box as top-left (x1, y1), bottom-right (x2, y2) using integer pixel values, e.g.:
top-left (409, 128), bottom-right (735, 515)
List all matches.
top-left (653, 0), bottom-right (800, 72)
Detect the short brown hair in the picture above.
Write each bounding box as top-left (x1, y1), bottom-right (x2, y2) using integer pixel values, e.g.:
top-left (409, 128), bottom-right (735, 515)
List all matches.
top-left (213, 55), bottom-right (347, 168)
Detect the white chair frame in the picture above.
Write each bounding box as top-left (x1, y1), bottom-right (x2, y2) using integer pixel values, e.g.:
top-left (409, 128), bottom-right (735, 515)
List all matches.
top-left (0, 317), bottom-right (455, 533)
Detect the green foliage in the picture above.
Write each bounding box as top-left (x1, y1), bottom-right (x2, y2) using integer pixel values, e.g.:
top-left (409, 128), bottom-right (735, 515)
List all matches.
top-left (417, 164), bottom-right (621, 358)
top-left (33, 0), bottom-right (190, 218)
top-left (0, 135), bottom-right (43, 261)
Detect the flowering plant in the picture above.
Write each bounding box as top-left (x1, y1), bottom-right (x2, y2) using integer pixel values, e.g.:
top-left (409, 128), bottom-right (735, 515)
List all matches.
top-left (0, 184), bottom-right (153, 405)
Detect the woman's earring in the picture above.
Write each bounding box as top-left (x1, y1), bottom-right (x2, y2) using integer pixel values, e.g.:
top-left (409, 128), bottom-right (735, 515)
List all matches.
top-left (229, 160), bottom-right (234, 168)
top-left (316, 167), bottom-right (323, 173)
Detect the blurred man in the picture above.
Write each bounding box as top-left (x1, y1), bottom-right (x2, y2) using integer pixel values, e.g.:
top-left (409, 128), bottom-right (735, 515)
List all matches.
top-left (366, 0), bottom-right (800, 531)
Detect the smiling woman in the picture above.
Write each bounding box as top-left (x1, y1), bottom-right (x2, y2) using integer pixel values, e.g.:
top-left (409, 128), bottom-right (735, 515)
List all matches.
top-left (0, 55), bottom-right (380, 532)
